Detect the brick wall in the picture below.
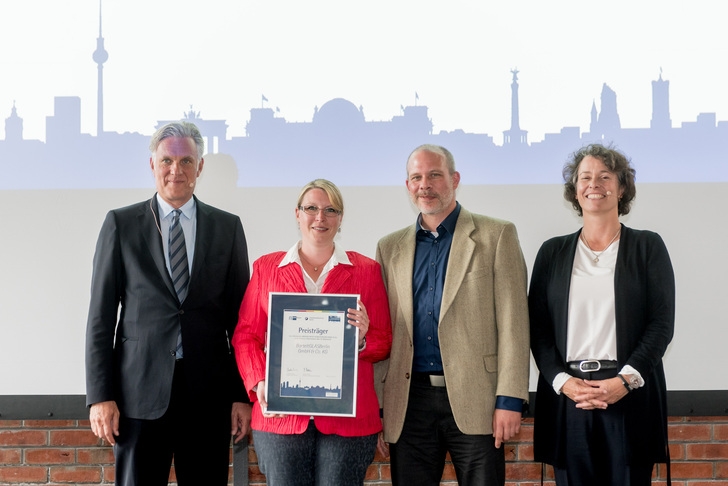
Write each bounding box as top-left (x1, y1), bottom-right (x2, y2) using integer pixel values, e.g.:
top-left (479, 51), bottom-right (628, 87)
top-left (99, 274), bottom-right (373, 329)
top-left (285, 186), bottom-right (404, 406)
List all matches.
top-left (3, 416), bottom-right (726, 485)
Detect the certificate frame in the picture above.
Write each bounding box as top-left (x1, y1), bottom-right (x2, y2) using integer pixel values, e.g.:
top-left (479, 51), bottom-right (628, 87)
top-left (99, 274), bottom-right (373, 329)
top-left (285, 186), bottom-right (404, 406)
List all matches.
top-left (264, 292), bottom-right (359, 417)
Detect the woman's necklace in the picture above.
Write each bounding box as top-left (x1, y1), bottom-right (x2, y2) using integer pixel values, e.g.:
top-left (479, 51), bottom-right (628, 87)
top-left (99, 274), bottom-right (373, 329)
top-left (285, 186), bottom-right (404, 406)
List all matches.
top-left (581, 227), bottom-right (621, 263)
top-left (299, 251), bottom-right (327, 272)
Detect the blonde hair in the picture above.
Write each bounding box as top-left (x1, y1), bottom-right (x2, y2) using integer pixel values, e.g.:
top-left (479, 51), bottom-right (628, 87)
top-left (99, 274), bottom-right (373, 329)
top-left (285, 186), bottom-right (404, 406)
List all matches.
top-left (296, 179), bottom-right (344, 216)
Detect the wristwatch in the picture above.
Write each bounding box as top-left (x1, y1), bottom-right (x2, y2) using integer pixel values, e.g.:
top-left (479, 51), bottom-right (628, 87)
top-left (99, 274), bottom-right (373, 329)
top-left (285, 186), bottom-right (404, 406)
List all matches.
top-left (618, 374), bottom-right (639, 392)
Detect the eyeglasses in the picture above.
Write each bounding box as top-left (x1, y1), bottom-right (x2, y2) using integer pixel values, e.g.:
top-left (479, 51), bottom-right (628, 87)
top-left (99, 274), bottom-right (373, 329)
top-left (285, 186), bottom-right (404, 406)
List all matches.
top-left (298, 205), bottom-right (341, 217)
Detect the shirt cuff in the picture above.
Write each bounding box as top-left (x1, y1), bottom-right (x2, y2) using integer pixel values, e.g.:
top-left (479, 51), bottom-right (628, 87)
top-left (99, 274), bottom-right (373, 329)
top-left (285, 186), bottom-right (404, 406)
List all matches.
top-left (495, 395), bottom-right (523, 412)
top-left (552, 372), bottom-right (572, 395)
top-left (619, 365), bottom-right (644, 388)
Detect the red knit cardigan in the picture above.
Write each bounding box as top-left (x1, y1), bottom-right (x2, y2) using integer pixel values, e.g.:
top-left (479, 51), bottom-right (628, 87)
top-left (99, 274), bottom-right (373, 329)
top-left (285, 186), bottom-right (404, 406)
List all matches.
top-left (232, 251), bottom-right (392, 436)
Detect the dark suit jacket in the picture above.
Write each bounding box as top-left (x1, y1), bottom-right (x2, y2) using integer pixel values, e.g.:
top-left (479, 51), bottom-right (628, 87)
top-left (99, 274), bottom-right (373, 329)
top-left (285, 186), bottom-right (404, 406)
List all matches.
top-left (85, 195), bottom-right (250, 420)
top-left (529, 224), bottom-right (674, 466)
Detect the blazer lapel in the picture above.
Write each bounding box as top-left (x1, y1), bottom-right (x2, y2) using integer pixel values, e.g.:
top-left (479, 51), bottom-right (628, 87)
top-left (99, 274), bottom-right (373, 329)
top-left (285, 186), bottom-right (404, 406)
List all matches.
top-left (139, 196), bottom-right (177, 300)
top-left (440, 209), bottom-right (476, 326)
top-left (189, 197), bottom-right (209, 294)
top-left (554, 230), bottom-right (580, 354)
top-left (391, 226), bottom-right (417, 339)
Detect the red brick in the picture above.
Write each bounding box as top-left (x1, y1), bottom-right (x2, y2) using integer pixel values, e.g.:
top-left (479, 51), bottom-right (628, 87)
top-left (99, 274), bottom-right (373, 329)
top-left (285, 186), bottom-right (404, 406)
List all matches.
top-left (49, 430), bottom-right (100, 446)
top-left (78, 420), bottom-right (91, 427)
top-left (0, 430), bottom-right (46, 446)
top-left (0, 421), bottom-right (22, 428)
top-left (0, 466), bottom-right (48, 482)
top-left (512, 425), bottom-right (534, 442)
top-left (506, 462), bottom-right (542, 480)
top-left (364, 463), bottom-right (379, 480)
top-left (248, 445), bottom-right (258, 463)
top-left (669, 442), bottom-right (685, 460)
top-left (50, 465), bottom-right (102, 482)
top-left (717, 461), bottom-right (728, 479)
top-left (23, 420), bottom-right (76, 428)
top-left (503, 444), bottom-right (517, 461)
top-left (103, 465), bottom-right (115, 482)
top-left (669, 461), bottom-right (714, 478)
top-left (0, 448), bottom-right (21, 463)
top-left (685, 416), bottom-right (725, 423)
top-left (25, 448), bottom-right (75, 464)
top-left (668, 423), bottom-right (712, 441)
top-left (248, 464), bottom-right (266, 482)
top-left (716, 424), bottom-right (728, 441)
top-left (77, 447), bottom-right (115, 464)
top-left (518, 443), bottom-right (535, 461)
top-left (380, 463), bottom-right (391, 480)
top-left (686, 443), bottom-right (728, 460)
top-left (441, 462), bottom-right (456, 480)
top-left (685, 482), bottom-right (728, 486)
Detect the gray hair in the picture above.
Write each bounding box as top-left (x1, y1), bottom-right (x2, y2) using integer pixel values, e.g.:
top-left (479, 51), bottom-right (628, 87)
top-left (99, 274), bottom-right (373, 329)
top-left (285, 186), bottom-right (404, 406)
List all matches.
top-left (149, 121), bottom-right (204, 162)
top-left (406, 144), bottom-right (456, 175)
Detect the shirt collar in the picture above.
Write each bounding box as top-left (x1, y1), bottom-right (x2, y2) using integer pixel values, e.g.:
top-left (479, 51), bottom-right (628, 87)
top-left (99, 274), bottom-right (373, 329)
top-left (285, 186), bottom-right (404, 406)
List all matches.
top-left (156, 194), bottom-right (196, 220)
top-left (416, 201), bottom-right (461, 236)
top-left (279, 240), bottom-right (352, 268)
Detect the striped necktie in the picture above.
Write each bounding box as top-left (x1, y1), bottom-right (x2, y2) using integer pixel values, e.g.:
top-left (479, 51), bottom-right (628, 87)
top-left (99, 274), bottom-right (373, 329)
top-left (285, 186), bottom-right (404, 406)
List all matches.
top-left (169, 209), bottom-right (189, 357)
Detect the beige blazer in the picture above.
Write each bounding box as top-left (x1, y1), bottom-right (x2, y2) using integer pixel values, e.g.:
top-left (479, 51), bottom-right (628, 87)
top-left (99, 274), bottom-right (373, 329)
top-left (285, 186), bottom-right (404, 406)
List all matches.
top-left (375, 207), bottom-right (530, 442)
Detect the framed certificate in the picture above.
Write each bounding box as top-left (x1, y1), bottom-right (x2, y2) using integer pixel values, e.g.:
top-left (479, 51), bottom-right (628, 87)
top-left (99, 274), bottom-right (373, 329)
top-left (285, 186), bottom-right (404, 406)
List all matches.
top-left (264, 292), bottom-right (360, 417)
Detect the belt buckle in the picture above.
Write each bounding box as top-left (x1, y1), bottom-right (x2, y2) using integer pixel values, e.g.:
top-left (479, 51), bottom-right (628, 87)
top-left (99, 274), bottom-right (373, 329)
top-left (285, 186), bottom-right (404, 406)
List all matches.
top-left (429, 375), bottom-right (446, 387)
top-left (579, 359), bottom-right (601, 372)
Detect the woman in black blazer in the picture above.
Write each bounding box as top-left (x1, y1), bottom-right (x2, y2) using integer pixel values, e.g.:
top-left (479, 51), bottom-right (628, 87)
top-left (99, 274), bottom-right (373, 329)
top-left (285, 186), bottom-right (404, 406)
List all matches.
top-left (529, 144), bottom-right (674, 486)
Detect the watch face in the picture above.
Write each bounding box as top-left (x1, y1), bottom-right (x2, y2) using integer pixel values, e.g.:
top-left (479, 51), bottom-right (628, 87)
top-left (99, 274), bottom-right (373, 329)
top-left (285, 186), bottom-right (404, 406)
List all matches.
top-left (629, 376), bottom-right (639, 388)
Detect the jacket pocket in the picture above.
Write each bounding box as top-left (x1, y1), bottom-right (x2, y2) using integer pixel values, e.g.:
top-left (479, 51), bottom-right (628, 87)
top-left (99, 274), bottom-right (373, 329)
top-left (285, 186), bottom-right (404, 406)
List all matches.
top-left (483, 354), bottom-right (497, 373)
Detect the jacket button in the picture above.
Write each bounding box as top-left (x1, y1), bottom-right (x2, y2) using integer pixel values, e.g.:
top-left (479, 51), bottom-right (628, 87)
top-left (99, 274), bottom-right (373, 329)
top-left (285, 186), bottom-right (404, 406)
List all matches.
top-left (169, 350), bottom-right (176, 356)
top-left (178, 310), bottom-right (184, 315)
top-left (405, 373), bottom-right (410, 379)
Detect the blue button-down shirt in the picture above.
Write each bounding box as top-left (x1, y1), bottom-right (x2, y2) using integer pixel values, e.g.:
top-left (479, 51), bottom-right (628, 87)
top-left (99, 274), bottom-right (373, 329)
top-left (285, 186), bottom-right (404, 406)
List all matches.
top-left (412, 203), bottom-right (460, 372)
top-left (411, 202), bottom-right (522, 413)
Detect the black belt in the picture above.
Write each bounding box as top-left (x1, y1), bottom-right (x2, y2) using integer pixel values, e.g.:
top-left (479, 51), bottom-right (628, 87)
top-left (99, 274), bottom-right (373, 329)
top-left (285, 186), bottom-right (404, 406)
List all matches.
top-left (567, 360), bottom-right (618, 372)
top-left (411, 372), bottom-right (446, 387)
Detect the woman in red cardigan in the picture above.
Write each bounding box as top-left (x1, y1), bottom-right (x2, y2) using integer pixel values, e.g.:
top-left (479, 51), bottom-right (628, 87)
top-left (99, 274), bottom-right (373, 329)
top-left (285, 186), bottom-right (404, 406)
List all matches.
top-left (232, 179), bottom-right (392, 486)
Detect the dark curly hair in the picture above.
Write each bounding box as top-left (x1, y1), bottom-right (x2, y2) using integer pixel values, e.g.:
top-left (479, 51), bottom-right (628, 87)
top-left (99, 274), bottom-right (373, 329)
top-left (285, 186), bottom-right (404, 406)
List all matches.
top-left (562, 144), bottom-right (636, 216)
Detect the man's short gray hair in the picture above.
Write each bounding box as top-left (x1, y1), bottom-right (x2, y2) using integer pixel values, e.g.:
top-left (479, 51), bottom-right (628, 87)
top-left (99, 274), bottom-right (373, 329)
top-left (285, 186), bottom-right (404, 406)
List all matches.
top-left (406, 144), bottom-right (456, 175)
top-left (149, 121), bottom-right (204, 162)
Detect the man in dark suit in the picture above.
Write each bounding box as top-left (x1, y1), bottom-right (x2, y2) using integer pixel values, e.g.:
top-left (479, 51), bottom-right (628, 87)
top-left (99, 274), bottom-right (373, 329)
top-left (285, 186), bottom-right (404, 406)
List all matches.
top-left (85, 121), bottom-right (251, 485)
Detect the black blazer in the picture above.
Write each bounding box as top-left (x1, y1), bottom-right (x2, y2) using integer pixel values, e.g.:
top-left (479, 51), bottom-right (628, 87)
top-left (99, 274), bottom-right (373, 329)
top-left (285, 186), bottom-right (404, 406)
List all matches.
top-left (85, 195), bottom-right (250, 420)
top-left (529, 224), bottom-right (674, 466)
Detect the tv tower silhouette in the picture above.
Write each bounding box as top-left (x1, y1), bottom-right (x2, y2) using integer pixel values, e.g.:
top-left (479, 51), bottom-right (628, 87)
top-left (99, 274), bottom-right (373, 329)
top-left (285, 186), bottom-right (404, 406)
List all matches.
top-left (92, 0), bottom-right (108, 136)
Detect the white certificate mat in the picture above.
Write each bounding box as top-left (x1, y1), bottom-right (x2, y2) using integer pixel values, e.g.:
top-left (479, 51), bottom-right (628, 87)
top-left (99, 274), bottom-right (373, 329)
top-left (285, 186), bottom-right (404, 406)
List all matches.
top-left (280, 309), bottom-right (345, 399)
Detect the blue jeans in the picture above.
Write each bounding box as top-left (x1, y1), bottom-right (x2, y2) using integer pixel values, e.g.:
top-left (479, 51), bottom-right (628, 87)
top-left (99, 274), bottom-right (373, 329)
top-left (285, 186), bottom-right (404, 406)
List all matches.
top-left (252, 421), bottom-right (377, 486)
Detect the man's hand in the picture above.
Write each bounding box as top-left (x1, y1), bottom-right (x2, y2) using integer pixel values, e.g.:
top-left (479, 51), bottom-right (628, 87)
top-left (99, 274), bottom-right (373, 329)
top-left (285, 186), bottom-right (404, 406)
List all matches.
top-left (231, 402), bottom-right (252, 444)
top-left (376, 431), bottom-right (390, 459)
top-left (89, 400), bottom-right (120, 445)
top-left (492, 408), bottom-right (522, 448)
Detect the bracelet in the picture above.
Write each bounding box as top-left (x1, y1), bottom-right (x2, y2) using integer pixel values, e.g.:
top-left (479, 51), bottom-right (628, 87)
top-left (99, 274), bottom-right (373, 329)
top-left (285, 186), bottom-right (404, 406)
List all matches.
top-left (617, 374), bottom-right (632, 392)
top-left (358, 336), bottom-right (367, 352)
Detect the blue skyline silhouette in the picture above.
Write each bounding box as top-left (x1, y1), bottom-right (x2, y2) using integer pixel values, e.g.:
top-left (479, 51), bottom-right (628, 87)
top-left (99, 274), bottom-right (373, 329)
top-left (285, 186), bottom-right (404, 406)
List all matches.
top-left (1, 9), bottom-right (726, 189)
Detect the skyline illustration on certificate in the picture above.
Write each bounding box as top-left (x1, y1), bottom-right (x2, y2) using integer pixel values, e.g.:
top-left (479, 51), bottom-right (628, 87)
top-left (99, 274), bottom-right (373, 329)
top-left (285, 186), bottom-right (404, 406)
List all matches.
top-left (279, 309), bottom-right (346, 399)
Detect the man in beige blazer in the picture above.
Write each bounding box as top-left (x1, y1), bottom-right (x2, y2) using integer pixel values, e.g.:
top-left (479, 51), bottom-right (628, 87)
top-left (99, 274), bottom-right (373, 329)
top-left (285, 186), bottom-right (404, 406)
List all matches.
top-left (375, 144), bottom-right (529, 485)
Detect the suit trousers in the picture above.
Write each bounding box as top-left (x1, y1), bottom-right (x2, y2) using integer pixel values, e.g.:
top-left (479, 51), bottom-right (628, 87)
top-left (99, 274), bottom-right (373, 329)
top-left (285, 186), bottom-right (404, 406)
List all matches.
top-left (113, 360), bottom-right (232, 486)
top-left (552, 368), bottom-right (654, 486)
top-left (389, 379), bottom-right (505, 486)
